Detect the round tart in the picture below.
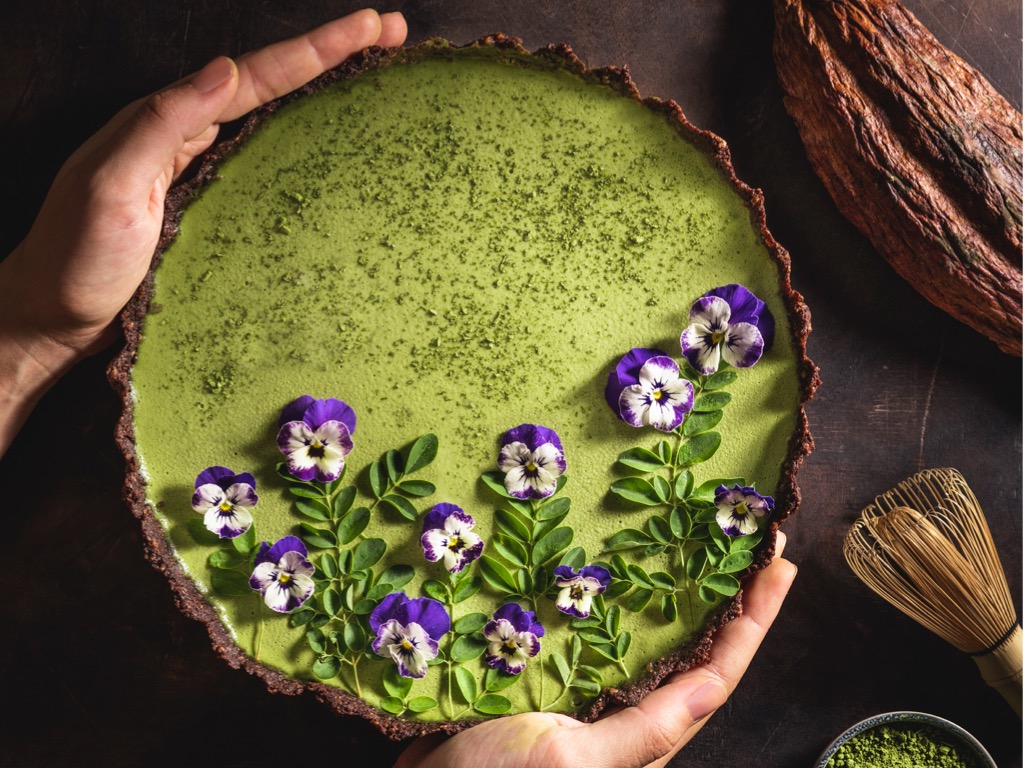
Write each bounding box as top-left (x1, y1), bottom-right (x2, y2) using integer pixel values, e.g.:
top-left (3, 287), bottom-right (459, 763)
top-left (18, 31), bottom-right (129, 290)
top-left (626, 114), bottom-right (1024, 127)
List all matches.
top-left (111, 36), bottom-right (817, 738)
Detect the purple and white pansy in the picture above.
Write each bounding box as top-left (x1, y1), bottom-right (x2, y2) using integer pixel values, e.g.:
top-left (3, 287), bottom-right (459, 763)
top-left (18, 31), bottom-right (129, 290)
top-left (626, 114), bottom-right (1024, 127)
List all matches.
top-left (498, 423), bottom-right (567, 500)
top-left (608, 350), bottom-right (695, 432)
top-left (370, 593), bottom-right (451, 679)
top-left (714, 483), bottom-right (774, 537)
top-left (680, 284), bottom-right (774, 376)
top-left (420, 502), bottom-right (484, 574)
top-left (483, 602), bottom-right (545, 675)
top-left (191, 466), bottom-right (258, 539)
top-left (276, 395), bottom-right (356, 483)
top-left (248, 536), bottom-right (316, 613)
top-left (553, 564), bottom-right (612, 619)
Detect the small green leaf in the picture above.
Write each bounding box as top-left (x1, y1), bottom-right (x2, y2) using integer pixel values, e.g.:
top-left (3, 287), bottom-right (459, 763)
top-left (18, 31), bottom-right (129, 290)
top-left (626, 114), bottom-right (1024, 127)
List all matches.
top-left (485, 667), bottom-right (521, 692)
top-left (312, 655), bottom-right (341, 680)
top-left (353, 598), bottom-right (376, 615)
top-left (454, 612), bottom-right (489, 635)
top-left (332, 485), bottom-right (357, 518)
top-left (694, 507), bottom-right (719, 524)
top-left (569, 677), bottom-right (602, 696)
top-left (603, 528), bottom-right (654, 552)
top-left (480, 556), bottom-right (518, 593)
top-left (343, 620), bottom-right (366, 651)
top-left (493, 534), bottom-right (529, 568)
top-left (480, 470), bottom-right (512, 499)
top-left (187, 518), bottom-right (222, 546)
top-left (211, 569), bottom-right (250, 596)
top-left (704, 369), bottom-right (739, 390)
top-left (451, 635), bottom-right (487, 662)
top-left (669, 506), bottom-right (691, 540)
top-left (730, 530), bottom-right (764, 551)
top-left (651, 475), bottom-right (671, 503)
top-left (616, 631), bottom-right (631, 659)
top-left (718, 550), bottom-right (754, 573)
top-left (709, 522), bottom-right (731, 553)
top-left (693, 391), bottom-right (732, 412)
top-left (674, 470), bottom-right (694, 500)
top-left (405, 433), bottom-right (439, 473)
top-left (625, 588), bottom-right (654, 612)
top-left (537, 496), bottom-right (571, 521)
top-left (474, 694), bottom-right (512, 715)
top-left (571, 635), bottom-right (583, 666)
top-left (352, 538), bottom-right (387, 570)
top-left (684, 548), bottom-right (708, 581)
top-left (289, 608), bottom-right (316, 627)
top-left (306, 628), bottom-right (326, 653)
top-left (367, 583), bottom-right (393, 601)
top-left (648, 515), bottom-right (671, 544)
top-left (626, 564), bottom-right (653, 588)
top-left (549, 652), bottom-right (571, 686)
top-left (378, 564), bottom-right (415, 590)
top-left (676, 432), bottom-right (722, 466)
top-left (706, 545), bottom-right (724, 567)
top-left (558, 546), bottom-right (586, 570)
top-left (515, 569), bottom-right (533, 596)
top-left (454, 666), bottom-right (477, 703)
top-left (661, 593), bottom-right (678, 622)
top-left (208, 549), bottom-right (245, 569)
top-left (397, 479), bottom-right (436, 497)
top-left (604, 580), bottom-right (632, 599)
top-left (453, 576), bottom-right (482, 603)
top-left (533, 526), bottom-right (573, 566)
top-left (385, 449), bottom-right (404, 483)
top-left (649, 571), bottom-right (676, 590)
top-left (383, 665), bottom-right (414, 699)
top-left (337, 507), bottom-right (370, 544)
top-left (231, 525), bottom-right (256, 554)
top-left (288, 484), bottom-right (324, 500)
top-left (576, 628), bottom-right (610, 644)
top-left (617, 447), bottom-right (665, 473)
top-left (577, 663), bottom-right (602, 682)
top-left (610, 477), bottom-right (663, 506)
top-left (380, 494), bottom-right (419, 521)
top-left (323, 587), bottom-right (342, 616)
top-left (407, 696), bottom-right (437, 713)
top-left (656, 440), bottom-right (672, 463)
top-left (300, 524), bottom-right (336, 550)
top-left (699, 585), bottom-right (718, 603)
top-left (320, 553), bottom-right (339, 579)
top-left (338, 549), bottom-right (352, 574)
top-left (496, 509), bottom-right (531, 542)
top-left (380, 696), bottom-right (405, 715)
top-left (368, 460), bottom-right (388, 498)
top-left (294, 497), bottom-right (331, 521)
top-left (586, 642), bottom-right (620, 663)
top-left (605, 605), bottom-right (622, 636)
top-left (683, 409), bottom-right (724, 437)
top-left (609, 554), bottom-right (630, 579)
top-left (703, 572), bottom-right (741, 596)
top-left (644, 543), bottom-right (668, 558)
top-left (422, 579), bottom-right (449, 602)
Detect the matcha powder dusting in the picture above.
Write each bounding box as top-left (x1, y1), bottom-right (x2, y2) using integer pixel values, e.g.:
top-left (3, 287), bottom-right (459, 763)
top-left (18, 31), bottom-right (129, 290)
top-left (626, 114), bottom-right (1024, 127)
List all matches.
top-left (826, 725), bottom-right (982, 768)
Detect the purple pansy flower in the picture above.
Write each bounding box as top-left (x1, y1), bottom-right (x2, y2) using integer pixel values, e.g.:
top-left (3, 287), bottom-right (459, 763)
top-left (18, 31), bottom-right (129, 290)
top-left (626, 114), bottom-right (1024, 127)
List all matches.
top-left (420, 503), bottom-right (484, 574)
top-left (714, 484), bottom-right (775, 537)
top-left (191, 466), bottom-right (258, 539)
top-left (680, 284), bottom-right (773, 375)
top-left (370, 593), bottom-right (451, 679)
top-left (248, 536), bottom-right (316, 613)
top-left (498, 423), bottom-right (566, 500)
top-left (616, 355), bottom-right (695, 432)
top-left (276, 395), bottom-right (356, 483)
top-left (483, 602), bottom-right (545, 675)
top-left (553, 565), bottom-right (612, 618)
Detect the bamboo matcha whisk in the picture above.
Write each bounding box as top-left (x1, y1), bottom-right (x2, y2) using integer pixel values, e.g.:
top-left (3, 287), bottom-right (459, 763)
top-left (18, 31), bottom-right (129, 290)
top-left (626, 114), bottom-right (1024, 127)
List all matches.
top-left (844, 467), bottom-right (1021, 717)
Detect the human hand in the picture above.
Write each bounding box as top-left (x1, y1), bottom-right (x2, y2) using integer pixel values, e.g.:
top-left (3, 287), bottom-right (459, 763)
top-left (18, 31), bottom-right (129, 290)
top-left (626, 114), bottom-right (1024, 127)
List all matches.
top-left (394, 532), bottom-right (798, 768)
top-left (0, 9), bottom-right (407, 454)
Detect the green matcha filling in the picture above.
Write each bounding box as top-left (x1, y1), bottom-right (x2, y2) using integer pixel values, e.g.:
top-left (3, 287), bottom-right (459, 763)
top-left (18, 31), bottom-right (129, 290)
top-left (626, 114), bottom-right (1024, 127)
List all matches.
top-left (131, 46), bottom-right (802, 720)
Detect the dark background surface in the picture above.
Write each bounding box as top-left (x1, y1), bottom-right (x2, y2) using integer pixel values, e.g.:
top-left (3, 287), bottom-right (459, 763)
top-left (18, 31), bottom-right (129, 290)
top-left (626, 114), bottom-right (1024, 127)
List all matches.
top-left (1, 1), bottom-right (1021, 766)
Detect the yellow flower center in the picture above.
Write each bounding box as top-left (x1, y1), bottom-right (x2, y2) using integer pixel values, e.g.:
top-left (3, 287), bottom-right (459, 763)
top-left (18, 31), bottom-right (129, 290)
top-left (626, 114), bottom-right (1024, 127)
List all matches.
top-left (401, 639), bottom-right (414, 651)
top-left (219, 500), bottom-right (233, 512)
top-left (526, 461), bottom-right (537, 472)
top-left (652, 389), bottom-right (663, 401)
top-left (278, 573), bottom-right (292, 585)
top-left (711, 330), bottom-right (726, 345)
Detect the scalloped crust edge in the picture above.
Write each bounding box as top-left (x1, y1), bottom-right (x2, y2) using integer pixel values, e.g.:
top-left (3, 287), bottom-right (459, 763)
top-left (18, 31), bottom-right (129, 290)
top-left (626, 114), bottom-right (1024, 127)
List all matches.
top-left (108, 33), bottom-right (820, 741)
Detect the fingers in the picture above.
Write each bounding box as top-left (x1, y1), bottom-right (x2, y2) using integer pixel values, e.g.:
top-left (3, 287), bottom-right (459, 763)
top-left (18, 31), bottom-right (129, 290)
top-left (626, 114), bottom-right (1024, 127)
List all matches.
top-left (221, 9), bottom-right (407, 122)
top-left (562, 544), bottom-right (797, 768)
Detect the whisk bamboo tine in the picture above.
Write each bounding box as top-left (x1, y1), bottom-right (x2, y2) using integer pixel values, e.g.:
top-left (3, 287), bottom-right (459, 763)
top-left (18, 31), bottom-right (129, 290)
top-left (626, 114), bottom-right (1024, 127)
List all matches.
top-left (844, 468), bottom-right (1021, 718)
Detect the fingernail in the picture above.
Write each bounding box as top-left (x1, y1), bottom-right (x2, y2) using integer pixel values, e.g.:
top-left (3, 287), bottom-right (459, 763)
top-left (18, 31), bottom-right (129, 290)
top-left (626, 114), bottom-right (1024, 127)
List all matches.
top-left (686, 680), bottom-right (727, 722)
top-left (191, 56), bottom-right (235, 94)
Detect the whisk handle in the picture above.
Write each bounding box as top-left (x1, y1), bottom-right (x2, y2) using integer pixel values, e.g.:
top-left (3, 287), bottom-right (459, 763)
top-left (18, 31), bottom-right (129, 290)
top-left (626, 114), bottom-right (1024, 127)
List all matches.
top-left (972, 624), bottom-right (1023, 718)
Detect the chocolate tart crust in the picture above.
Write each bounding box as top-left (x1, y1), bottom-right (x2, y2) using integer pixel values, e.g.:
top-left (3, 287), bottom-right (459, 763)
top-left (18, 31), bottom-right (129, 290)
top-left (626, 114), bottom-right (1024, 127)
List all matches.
top-left (109, 34), bottom-right (819, 741)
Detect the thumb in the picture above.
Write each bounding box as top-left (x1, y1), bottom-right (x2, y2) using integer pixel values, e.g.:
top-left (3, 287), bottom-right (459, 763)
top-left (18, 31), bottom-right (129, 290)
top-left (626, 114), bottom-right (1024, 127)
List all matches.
top-left (93, 56), bottom-right (239, 206)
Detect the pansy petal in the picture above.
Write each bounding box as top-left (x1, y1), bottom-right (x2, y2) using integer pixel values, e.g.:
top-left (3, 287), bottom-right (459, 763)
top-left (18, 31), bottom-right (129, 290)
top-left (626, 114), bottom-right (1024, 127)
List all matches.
top-left (580, 565), bottom-right (612, 587)
top-left (498, 441), bottom-right (531, 473)
top-left (689, 295), bottom-right (732, 330)
top-left (304, 397), bottom-right (357, 434)
top-left (370, 592), bottom-right (410, 633)
top-left (503, 466), bottom-right (534, 499)
top-left (420, 529), bottom-right (449, 563)
top-left (399, 596), bottom-right (451, 641)
top-left (265, 536), bottom-right (309, 565)
top-left (721, 322), bottom-right (764, 369)
top-left (195, 465), bottom-right (234, 489)
top-left (604, 348), bottom-right (667, 414)
top-left (680, 325), bottom-right (723, 375)
top-left (191, 483), bottom-right (225, 512)
top-left (637, 356), bottom-right (681, 388)
top-left (203, 505), bottom-right (253, 539)
top-left (532, 441), bottom-right (567, 476)
top-left (249, 561), bottom-right (277, 592)
top-left (372, 619), bottom-right (406, 655)
top-left (277, 420), bottom-right (315, 454)
top-left (278, 395), bottom-right (316, 427)
top-left (314, 420), bottom-right (354, 456)
top-left (224, 483), bottom-right (258, 509)
top-left (422, 502), bottom-right (466, 533)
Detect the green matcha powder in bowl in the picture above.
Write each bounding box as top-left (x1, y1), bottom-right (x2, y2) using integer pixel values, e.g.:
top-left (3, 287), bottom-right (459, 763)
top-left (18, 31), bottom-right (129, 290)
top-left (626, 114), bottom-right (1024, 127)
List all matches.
top-left (815, 712), bottom-right (996, 768)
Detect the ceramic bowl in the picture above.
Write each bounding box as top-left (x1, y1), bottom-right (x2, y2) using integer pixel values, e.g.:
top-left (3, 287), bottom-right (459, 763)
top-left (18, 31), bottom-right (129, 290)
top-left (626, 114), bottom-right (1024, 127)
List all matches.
top-left (814, 711), bottom-right (996, 768)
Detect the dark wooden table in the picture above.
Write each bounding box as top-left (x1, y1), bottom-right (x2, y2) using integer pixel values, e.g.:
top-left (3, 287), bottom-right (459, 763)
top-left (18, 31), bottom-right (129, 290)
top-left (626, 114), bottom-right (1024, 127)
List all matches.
top-left (2, 2), bottom-right (1020, 766)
